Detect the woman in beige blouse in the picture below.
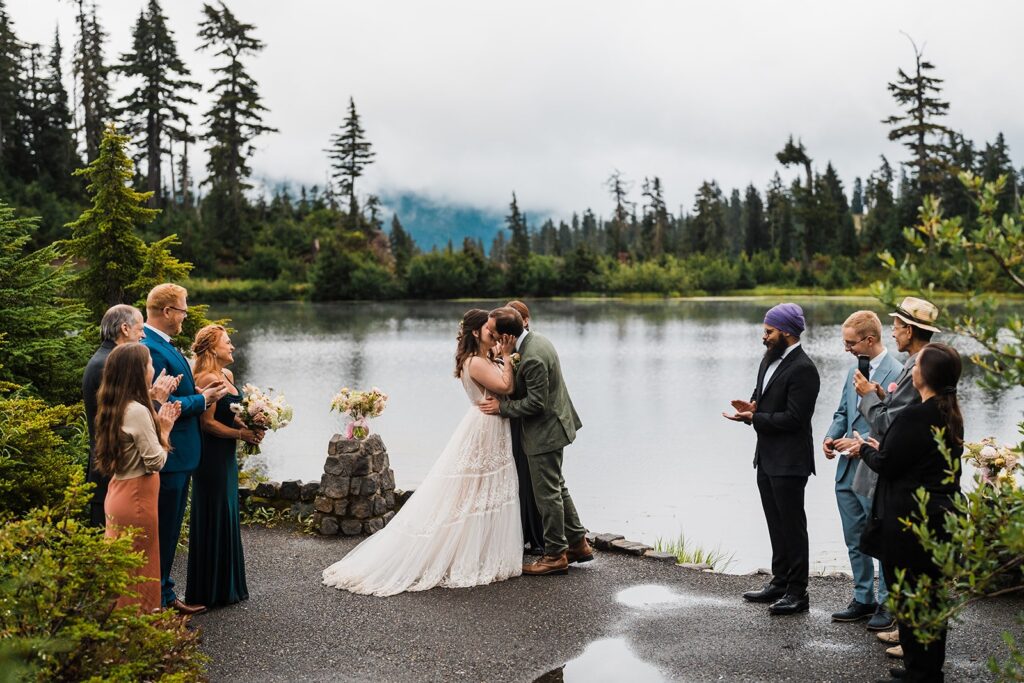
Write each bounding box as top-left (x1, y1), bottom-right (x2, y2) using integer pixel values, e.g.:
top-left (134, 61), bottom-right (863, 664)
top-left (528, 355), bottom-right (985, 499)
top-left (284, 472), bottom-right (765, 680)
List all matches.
top-left (94, 343), bottom-right (181, 612)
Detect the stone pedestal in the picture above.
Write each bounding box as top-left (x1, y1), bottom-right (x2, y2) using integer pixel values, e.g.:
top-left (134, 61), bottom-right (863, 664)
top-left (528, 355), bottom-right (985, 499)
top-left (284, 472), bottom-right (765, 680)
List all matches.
top-left (312, 433), bottom-right (397, 536)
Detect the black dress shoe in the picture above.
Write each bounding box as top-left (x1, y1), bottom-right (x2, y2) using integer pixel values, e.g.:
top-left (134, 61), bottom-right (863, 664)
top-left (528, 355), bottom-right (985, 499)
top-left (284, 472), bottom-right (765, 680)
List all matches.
top-left (832, 598), bottom-right (877, 622)
top-left (875, 667), bottom-right (906, 682)
top-left (867, 605), bottom-right (896, 631)
top-left (742, 582), bottom-right (787, 603)
top-left (768, 593), bottom-right (809, 615)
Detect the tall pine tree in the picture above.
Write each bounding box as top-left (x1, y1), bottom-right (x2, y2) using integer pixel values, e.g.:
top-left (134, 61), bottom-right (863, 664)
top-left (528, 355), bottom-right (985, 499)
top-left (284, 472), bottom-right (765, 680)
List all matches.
top-left (62, 124), bottom-right (188, 319)
top-left (326, 97), bottom-right (375, 228)
top-left (883, 37), bottom-right (951, 197)
top-left (71, 0), bottom-right (111, 163)
top-left (117, 0), bottom-right (198, 208)
top-left (198, 0), bottom-right (276, 264)
top-left (505, 192), bottom-right (530, 292)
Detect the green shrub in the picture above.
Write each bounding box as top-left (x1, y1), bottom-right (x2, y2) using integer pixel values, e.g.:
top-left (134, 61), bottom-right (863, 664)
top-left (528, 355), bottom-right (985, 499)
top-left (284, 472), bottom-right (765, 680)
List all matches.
top-left (0, 389), bottom-right (86, 520)
top-left (348, 259), bottom-right (402, 299)
top-left (182, 277), bottom-right (306, 303)
top-left (519, 254), bottom-right (564, 296)
top-left (405, 250), bottom-right (479, 298)
top-left (0, 475), bottom-right (206, 681)
top-left (696, 257), bottom-right (739, 293)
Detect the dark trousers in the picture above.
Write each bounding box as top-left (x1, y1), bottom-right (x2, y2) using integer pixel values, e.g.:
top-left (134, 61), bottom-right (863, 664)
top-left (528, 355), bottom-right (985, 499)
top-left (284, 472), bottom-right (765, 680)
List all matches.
top-left (883, 563), bottom-right (948, 682)
top-left (510, 420), bottom-right (545, 552)
top-left (529, 448), bottom-right (586, 556)
top-left (157, 470), bottom-right (192, 606)
top-left (756, 469), bottom-right (809, 596)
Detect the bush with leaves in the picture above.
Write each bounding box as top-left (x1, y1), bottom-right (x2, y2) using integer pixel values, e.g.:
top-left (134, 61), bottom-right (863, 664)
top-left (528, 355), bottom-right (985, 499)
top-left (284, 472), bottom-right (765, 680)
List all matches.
top-left (0, 387), bottom-right (87, 520)
top-left (0, 474), bottom-right (206, 681)
top-left (0, 203), bottom-right (92, 404)
top-left (875, 172), bottom-right (1024, 678)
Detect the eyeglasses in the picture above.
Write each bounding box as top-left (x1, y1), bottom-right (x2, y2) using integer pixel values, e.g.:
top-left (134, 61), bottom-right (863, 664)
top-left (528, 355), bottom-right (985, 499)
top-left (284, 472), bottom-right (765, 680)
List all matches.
top-left (165, 306), bottom-right (188, 318)
top-left (843, 335), bottom-right (869, 349)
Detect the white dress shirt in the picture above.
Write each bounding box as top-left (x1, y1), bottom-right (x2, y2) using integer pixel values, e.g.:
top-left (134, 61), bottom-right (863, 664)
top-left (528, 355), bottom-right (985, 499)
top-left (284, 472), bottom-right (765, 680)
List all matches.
top-left (762, 341), bottom-right (800, 391)
top-left (515, 329), bottom-right (530, 352)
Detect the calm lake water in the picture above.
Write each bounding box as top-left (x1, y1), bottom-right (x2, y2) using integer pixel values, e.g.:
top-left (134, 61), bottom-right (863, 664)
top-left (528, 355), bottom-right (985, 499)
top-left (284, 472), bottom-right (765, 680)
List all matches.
top-left (211, 299), bottom-right (1024, 574)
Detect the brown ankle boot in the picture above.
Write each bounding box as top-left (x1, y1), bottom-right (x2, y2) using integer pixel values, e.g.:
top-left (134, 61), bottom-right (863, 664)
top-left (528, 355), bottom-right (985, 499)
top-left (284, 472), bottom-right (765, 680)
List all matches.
top-left (522, 552), bottom-right (569, 575)
top-left (566, 538), bottom-right (594, 564)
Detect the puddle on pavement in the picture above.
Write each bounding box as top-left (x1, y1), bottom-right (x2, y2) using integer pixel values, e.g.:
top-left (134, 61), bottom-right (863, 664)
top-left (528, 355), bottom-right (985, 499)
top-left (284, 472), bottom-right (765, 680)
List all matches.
top-left (534, 638), bottom-right (664, 682)
top-left (615, 583), bottom-right (732, 609)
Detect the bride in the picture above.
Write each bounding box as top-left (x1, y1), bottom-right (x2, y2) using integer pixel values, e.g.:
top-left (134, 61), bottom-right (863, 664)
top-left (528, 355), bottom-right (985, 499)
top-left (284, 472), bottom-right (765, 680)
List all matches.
top-left (322, 308), bottom-right (524, 596)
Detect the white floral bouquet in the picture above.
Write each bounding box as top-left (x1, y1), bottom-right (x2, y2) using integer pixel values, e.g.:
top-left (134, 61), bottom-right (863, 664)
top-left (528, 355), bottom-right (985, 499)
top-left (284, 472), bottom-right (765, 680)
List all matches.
top-left (330, 386), bottom-right (388, 439)
top-left (230, 383), bottom-right (294, 455)
top-left (964, 437), bottom-right (1021, 488)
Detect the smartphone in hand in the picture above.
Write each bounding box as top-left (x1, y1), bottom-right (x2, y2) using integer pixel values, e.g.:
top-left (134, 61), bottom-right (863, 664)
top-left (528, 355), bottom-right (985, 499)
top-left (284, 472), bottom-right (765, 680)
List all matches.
top-left (857, 355), bottom-right (870, 380)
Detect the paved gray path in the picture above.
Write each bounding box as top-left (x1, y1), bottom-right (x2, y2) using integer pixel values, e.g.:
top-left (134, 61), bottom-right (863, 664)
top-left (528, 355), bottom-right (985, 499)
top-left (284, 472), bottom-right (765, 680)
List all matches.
top-left (183, 526), bottom-right (1020, 682)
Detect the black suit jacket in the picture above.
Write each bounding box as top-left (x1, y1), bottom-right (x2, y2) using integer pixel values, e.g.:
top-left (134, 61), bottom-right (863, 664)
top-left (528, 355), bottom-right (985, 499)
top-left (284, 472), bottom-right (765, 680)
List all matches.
top-left (858, 399), bottom-right (962, 571)
top-left (750, 344), bottom-right (820, 477)
top-left (82, 341), bottom-right (115, 505)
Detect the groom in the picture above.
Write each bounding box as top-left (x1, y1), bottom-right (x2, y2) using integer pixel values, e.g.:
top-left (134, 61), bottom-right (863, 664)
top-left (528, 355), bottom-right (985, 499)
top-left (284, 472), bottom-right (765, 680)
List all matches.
top-left (479, 306), bottom-right (592, 576)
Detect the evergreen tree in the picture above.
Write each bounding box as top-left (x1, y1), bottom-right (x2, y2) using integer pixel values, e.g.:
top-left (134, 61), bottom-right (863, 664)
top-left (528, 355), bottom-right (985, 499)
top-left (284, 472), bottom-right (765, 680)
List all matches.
top-left (505, 192), bottom-right (530, 292)
top-left (117, 0), bottom-right (199, 208)
top-left (742, 184), bottom-right (769, 254)
top-left (0, 1), bottom-right (28, 177)
top-left (862, 156), bottom-right (900, 253)
top-left (777, 136), bottom-right (815, 261)
top-left (883, 37), bottom-right (951, 196)
top-left (640, 176), bottom-right (668, 259)
top-left (941, 131), bottom-right (977, 221)
top-left (690, 181), bottom-right (726, 253)
top-left (35, 30), bottom-right (78, 193)
top-left (851, 177), bottom-right (864, 215)
top-left (605, 170), bottom-right (631, 258)
top-left (388, 213), bottom-right (416, 276)
top-left (62, 124), bottom-right (188, 319)
top-left (557, 219), bottom-right (573, 256)
top-left (326, 96), bottom-right (374, 226)
top-left (71, 0), bottom-right (111, 163)
top-left (766, 173), bottom-right (795, 261)
top-left (0, 202), bottom-right (91, 404)
top-left (489, 229), bottom-right (507, 266)
top-left (777, 135), bottom-right (813, 193)
top-left (725, 187), bottom-right (743, 255)
top-left (979, 132), bottom-right (1017, 218)
top-left (198, 0), bottom-right (276, 263)
top-left (819, 162), bottom-right (857, 256)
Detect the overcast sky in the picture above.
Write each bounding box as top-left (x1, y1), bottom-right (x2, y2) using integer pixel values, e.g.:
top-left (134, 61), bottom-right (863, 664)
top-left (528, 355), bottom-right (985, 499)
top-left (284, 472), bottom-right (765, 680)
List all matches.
top-left (8, 0), bottom-right (1024, 218)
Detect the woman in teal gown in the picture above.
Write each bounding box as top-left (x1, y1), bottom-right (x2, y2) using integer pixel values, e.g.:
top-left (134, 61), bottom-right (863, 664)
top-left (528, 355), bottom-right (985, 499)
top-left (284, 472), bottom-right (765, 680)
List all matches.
top-left (186, 325), bottom-right (262, 608)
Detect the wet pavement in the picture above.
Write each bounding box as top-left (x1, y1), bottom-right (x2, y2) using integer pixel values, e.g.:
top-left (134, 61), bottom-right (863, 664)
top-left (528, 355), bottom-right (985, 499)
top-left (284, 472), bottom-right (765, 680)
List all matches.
top-left (184, 526), bottom-right (1021, 682)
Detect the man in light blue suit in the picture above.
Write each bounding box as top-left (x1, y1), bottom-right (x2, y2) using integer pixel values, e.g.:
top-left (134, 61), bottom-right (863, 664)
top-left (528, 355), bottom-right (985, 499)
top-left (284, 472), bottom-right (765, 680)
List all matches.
top-left (823, 311), bottom-right (902, 631)
top-left (142, 283), bottom-right (228, 615)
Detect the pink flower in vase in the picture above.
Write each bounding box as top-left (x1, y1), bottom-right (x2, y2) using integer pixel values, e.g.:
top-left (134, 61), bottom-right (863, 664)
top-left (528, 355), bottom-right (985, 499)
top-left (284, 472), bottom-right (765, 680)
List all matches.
top-left (887, 382), bottom-right (898, 393)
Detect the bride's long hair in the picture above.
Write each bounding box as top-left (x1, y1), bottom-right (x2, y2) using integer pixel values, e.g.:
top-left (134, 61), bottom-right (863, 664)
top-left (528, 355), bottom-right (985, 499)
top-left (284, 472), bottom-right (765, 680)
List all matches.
top-left (454, 309), bottom-right (491, 378)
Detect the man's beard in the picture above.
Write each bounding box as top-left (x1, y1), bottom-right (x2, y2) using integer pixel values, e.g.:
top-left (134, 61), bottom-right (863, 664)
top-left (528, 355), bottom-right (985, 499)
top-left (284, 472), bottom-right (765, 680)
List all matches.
top-left (763, 337), bottom-right (786, 364)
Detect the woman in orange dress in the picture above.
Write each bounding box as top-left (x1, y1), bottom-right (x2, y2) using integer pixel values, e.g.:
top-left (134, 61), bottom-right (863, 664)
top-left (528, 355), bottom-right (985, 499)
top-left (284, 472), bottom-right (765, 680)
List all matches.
top-left (94, 343), bottom-right (181, 612)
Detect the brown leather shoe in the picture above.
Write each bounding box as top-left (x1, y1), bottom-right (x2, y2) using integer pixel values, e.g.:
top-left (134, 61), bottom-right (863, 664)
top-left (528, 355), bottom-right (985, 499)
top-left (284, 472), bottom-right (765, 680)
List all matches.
top-left (566, 538), bottom-right (594, 564)
top-left (523, 552), bottom-right (569, 576)
top-left (171, 598), bottom-right (207, 615)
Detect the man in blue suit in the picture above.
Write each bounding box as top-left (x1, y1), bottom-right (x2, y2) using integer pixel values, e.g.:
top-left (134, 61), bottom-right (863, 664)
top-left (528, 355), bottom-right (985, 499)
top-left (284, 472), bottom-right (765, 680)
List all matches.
top-left (823, 310), bottom-right (902, 631)
top-left (142, 283), bottom-right (228, 615)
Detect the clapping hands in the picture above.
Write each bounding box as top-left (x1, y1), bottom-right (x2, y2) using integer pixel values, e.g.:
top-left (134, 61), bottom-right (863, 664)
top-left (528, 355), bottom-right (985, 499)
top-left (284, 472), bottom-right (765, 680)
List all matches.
top-left (150, 369), bottom-right (182, 403)
top-left (156, 400), bottom-right (181, 437)
top-left (832, 431), bottom-right (879, 458)
top-left (723, 399), bottom-right (756, 423)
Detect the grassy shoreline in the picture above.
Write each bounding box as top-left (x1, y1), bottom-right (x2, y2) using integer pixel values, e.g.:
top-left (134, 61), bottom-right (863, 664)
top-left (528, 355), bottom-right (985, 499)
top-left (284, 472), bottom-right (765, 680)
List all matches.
top-left (187, 277), bottom-right (1022, 305)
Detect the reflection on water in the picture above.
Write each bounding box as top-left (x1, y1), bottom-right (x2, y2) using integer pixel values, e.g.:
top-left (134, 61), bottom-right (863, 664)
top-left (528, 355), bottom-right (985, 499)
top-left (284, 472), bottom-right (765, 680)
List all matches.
top-left (615, 584), bottom-right (733, 609)
top-left (534, 638), bottom-right (664, 683)
top-left (213, 299), bottom-right (1024, 574)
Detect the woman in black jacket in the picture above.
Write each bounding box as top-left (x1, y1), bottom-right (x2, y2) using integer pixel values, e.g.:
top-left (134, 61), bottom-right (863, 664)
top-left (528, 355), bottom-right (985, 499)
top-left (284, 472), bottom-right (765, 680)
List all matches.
top-left (842, 343), bottom-right (963, 683)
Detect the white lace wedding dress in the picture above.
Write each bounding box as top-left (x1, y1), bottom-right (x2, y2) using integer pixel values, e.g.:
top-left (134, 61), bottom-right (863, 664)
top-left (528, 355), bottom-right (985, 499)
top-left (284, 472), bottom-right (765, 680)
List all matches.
top-left (322, 361), bottom-right (523, 596)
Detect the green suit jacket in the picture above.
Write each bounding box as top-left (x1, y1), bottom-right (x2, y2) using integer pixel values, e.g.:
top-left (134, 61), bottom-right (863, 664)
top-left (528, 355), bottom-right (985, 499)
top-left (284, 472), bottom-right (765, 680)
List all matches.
top-left (498, 331), bottom-right (582, 456)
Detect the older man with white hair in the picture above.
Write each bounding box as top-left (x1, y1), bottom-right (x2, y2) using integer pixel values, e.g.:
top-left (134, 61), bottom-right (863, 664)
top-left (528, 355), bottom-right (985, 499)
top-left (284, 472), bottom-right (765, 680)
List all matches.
top-left (82, 304), bottom-right (178, 526)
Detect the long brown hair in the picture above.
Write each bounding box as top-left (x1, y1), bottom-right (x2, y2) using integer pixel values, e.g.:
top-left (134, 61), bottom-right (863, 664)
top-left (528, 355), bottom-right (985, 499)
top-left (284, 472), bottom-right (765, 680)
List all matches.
top-left (192, 324), bottom-right (227, 379)
top-left (454, 309), bottom-right (490, 378)
top-left (918, 342), bottom-right (964, 448)
top-left (94, 343), bottom-right (168, 476)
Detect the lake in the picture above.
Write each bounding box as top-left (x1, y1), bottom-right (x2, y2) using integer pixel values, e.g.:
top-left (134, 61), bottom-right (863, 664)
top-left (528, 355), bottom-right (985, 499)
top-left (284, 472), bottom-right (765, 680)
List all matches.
top-left (210, 298), bottom-right (1024, 574)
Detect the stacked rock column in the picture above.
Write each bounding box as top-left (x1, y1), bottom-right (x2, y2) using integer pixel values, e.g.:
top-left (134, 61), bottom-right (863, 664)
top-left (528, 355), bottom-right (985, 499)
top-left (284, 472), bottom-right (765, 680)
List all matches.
top-left (313, 433), bottom-right (397, 536)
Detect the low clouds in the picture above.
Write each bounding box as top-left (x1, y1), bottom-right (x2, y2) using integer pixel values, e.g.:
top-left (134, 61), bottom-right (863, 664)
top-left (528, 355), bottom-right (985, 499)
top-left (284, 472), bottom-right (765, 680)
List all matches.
top-left (12, 0), bottom-right (1023, 218)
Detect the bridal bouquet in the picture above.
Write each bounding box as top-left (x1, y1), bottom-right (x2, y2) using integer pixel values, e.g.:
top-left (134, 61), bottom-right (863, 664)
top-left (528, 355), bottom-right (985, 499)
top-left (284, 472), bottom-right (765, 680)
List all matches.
top-left (330, 386), bottom-right (388, 439)
top-left (231, 384), bottom-right (294, 455)
top-left (964, 437), bottom-right (1021, 487)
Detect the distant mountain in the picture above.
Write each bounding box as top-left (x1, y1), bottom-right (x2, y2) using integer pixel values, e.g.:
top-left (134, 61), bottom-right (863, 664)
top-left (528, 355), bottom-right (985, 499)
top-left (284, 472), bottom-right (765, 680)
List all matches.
top-left (378, 192), bottom-right (506, 252)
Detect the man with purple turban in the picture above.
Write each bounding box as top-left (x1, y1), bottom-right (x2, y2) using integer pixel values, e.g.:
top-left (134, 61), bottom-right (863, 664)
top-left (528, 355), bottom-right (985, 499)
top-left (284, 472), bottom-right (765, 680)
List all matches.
top-left (724, 302), bottom-right (820, 615)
